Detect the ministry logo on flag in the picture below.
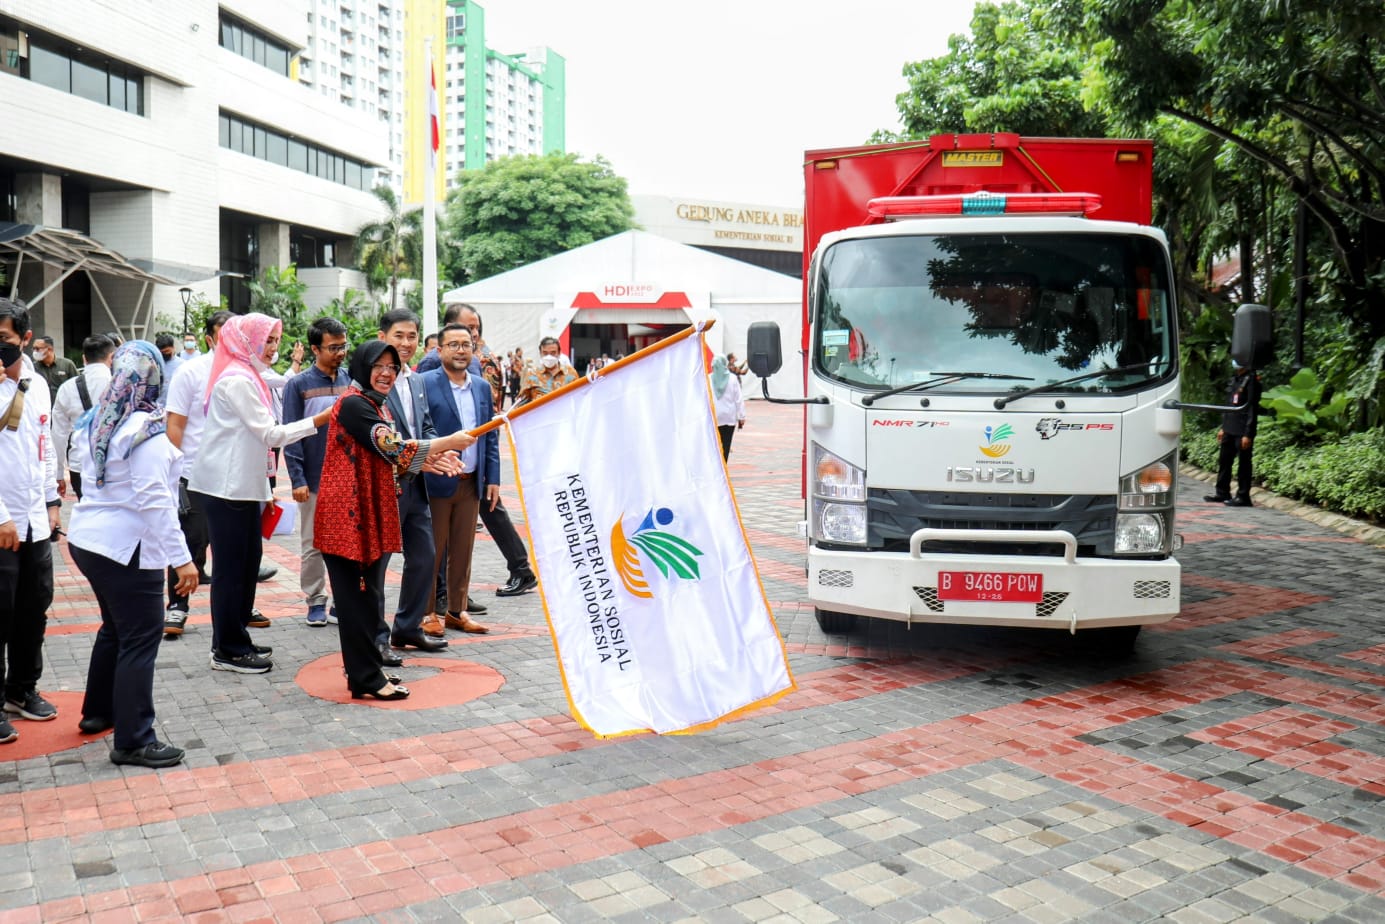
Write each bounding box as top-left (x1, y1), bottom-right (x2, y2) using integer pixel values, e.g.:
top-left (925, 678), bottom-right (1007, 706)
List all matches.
top-left (504, 326), bottom-right (795, 736)
top-left (612, 507), bottom-right (704, 599)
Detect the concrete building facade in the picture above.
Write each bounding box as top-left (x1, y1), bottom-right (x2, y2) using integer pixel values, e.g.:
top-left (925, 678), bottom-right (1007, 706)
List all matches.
top-left (0, 0), bottom-right (387, 350)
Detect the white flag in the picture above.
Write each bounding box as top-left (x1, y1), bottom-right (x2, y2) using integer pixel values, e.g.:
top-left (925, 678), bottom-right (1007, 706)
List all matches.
top-left (506, 330), bottom-right (795, 736)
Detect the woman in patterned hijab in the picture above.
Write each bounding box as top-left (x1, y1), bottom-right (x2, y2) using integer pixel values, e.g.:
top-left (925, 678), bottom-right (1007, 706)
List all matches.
top-left (67, 341), bottom-right (197, 768)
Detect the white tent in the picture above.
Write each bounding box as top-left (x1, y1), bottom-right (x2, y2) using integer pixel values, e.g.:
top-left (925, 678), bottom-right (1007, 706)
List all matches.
top-left (442, 230), bottom-right (803, 399)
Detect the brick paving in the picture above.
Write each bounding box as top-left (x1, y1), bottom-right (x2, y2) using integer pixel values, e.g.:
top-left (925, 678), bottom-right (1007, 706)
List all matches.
top-left (3, 399), bottom-right (1384, 922)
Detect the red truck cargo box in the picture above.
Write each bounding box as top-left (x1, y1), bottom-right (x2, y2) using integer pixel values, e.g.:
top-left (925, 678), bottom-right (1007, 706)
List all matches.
top-left (802, 133), bottom-right (1154, 279)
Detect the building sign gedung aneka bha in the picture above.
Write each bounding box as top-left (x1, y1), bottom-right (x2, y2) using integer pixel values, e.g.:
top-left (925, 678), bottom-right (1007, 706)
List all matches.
top-left (631, 195), bottom-right (803, 251)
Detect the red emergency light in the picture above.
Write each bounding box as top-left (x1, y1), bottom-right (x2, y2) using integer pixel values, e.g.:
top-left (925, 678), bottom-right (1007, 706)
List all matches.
top-left (866, 192), bottom-right (1103, 220)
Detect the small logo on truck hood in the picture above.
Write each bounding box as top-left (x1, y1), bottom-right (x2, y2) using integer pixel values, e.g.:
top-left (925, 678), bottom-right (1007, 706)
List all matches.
top-left (979, 423), bottom-right (1014, 458)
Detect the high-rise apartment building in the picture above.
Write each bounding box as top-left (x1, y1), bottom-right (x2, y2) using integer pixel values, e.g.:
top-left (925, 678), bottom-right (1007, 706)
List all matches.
top-left (0, 1), bottom-right (387, 348)
top-left (297, 0), bottom-right (564, 206)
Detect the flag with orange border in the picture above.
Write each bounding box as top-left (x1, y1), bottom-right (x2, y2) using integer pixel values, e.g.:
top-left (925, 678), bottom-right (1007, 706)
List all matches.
top-left (505, 329), bottom-right (795, 736)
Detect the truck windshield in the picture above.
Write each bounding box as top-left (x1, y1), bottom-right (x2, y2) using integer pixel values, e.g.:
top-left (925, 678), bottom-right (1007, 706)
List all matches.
top-left (813, 232), bottom-right (1175, 393)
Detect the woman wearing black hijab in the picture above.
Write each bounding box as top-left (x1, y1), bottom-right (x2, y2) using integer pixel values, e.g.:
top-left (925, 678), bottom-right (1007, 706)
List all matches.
top-left (314, 341), bottom-right (473, 699)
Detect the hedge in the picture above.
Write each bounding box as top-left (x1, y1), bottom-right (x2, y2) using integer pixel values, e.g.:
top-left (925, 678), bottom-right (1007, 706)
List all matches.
top-left (1181, 419), bottom-right (1385, 522)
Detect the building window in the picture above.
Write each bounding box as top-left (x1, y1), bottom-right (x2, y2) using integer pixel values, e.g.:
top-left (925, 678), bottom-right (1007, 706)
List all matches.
top-left (219, 12), bottom-right (293, 77)
top-left (16, 28), bottom-right (145, 115)
top-left (219, 110), bottom-right (375, 191)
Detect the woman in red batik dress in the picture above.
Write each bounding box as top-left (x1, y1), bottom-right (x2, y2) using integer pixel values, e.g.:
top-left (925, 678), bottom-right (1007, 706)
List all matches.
top-left (314, 340), bottom-right (474, 700)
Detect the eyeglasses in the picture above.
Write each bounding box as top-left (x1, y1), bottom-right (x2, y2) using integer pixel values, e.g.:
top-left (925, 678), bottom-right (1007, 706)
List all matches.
top-left (442, 341), bottom-right (472, 351)
top-left (322, 343), bottom-right (349, 354)
top-left (371, 363), bottom-right (401, 375)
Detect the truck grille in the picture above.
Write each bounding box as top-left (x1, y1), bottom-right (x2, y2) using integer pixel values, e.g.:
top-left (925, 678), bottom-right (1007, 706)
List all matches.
top-left (913, 586), bottom-right (1070, 617)
top-left (868, 490), bottom-right (1117, 556)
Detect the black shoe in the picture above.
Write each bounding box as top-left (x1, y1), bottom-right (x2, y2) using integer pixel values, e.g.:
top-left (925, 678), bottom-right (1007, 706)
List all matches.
top-left (1203, 493), bottom-right (1231, 503)
top-left (0, 718), bottom-right (16, 744)
top-left (1225, 496), bottom-right (1253, 507)
top-left (434, 595), bottom-right (449, 615)
top-left (257, 564), bottom-right (278, 582)
top-left (246, 609), bottom-right (271, 628)
top-left (210, 650), bottom-right (273, 674)
top-left (250, 643), bottom-right (273, 656)
top-left (164, 605), bottom-right (189, 637)
top-left (496, 573), bottom-right (537, 597)
top-left (390, 632), bottom-right (448, 652)
top-left (4, 690), bottom-right (57, 721)
top-left (352, 684), bottom-right (410, 701)
top-left (78, 716), bottom-right (113, 735)
top-left (465, 600), bottom-right (488, 615)
top-left (110, 741), bottom-right (184, 768)
top-left (378, 646), bottom-right (405, 667)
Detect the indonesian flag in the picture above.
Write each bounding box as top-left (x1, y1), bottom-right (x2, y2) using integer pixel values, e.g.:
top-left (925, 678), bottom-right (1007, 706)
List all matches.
top-left (506, 328), bottom-right (795, 737)
top-left (427, 52), bottom-right (439, 174)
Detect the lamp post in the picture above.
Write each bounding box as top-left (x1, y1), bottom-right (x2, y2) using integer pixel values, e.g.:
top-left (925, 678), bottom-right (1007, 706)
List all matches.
top-left (179, 287), bottom-right (193, 343)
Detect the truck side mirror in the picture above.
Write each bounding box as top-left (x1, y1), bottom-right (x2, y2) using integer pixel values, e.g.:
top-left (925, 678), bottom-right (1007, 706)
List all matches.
top-left (1231, 303), bottom-right (1273, 369)
top-left (746, 322), bottom-right (783, 377)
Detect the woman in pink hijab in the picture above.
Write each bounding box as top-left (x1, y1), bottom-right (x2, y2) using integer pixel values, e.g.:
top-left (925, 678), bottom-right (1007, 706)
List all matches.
top-left (187, 313), bottom-right (333, 675)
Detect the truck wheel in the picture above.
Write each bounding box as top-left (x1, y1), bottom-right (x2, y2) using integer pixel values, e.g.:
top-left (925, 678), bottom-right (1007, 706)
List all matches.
top-left (814, 608), bottom-right (856, 634)
top-left (1083, 625), bottom-right (1141, 654)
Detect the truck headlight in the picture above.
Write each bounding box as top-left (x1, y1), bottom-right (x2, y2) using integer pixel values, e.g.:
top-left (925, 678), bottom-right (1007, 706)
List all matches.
top-left (1119, 453), bottom-right (1176, 509)
top-left (815, 500), bottom-right (868, 544)
top-left (811, 444), bottom-right (867, 544)
top-left (813, 444), bottom-right (865, 501)
top-left (1115, 513), bottom-right (1164, 553)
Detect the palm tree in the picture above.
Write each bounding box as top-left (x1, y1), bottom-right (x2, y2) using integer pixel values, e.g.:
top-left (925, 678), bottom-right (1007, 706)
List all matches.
top-left (354, 186), bottom-right (418, 312)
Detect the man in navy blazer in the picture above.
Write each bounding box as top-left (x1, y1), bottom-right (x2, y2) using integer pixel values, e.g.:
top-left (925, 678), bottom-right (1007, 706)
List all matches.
top-left (421, 323), bottom-right (498, 634)
top-left (377, 308), bottom-right (449, 654)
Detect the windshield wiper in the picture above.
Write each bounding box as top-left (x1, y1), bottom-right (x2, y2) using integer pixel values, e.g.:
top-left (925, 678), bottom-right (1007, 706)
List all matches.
top-left (992, 363), bottom-right (1162, 409)
top-left (861, 371), bottom-right (1034, 406)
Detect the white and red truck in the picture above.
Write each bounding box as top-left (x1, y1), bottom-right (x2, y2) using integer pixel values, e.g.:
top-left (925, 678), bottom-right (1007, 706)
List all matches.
top-left (748, 133), bottom-right (1269, 650)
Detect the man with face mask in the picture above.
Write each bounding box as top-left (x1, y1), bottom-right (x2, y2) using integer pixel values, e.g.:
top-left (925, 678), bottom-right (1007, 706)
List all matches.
top-left (155, 333), bottom-right (185, 384)
top-left (31, 335), bottom-right (78, 403)
top-left (514, 336), bottom-right (579, 407)
top-left (282, 317), bottom-right (352, 627)
top-left (0, 298), bottom-right (62, 742)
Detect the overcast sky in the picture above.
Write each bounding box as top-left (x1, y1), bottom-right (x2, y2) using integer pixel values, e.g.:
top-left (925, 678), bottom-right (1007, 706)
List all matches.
top-left (485, 0), bottom-right (983, 207)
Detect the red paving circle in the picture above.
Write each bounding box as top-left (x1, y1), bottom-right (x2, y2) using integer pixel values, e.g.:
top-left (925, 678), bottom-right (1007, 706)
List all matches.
top-left (0, 692), bottom-right (108, 761)
top-left (295, 654), bottom-right (505, 709)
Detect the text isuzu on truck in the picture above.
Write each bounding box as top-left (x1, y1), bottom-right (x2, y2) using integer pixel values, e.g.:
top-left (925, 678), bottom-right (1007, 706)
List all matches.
top-left (748, 133), bottom-right (1269, 650)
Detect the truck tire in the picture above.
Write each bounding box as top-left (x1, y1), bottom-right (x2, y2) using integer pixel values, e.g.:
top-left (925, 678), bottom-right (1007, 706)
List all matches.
top-left (1082, 625), bottom-right (1141, 654)
top-left (814, 608), bottom-right (856, 634)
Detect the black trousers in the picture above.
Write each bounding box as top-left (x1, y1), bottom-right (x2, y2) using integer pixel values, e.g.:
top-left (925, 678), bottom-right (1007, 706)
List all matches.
top-left (167, 478), bottom-right (209, 609)
top-left (325, 553), bottom-right (389, 694)
top-left (0, 531), bottom-right (53, 701)
top-left (379, 477), bottom-right (434, 644)
top-left (1215, 435), bottom-right (1253, 499)
top-left (718, 424), bottom-right (736, 461)
top-left (71, 545), bottom-right (163, 751)
top-left (479, 498), bottom-right (533, 579)
top-left (193, 492), bottom-right (261, 657)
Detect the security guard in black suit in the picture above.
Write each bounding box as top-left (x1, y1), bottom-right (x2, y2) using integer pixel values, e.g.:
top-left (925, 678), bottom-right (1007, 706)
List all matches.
top-left (1204, 362), bottom-right (1261, 507)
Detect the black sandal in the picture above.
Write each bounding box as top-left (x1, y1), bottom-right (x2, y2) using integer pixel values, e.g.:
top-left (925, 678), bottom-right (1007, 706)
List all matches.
top-left (351, 683), bottom-right (410, 701)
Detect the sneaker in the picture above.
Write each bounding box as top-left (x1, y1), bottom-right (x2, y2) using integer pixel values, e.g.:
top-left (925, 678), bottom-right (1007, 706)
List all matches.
top-left (257, 563), bottom-right (278, 582)
top-left (210, 650), bottom-right (273, 674)
top-left (164, 605), bottom-right (189, 637)
top-left (327, 606), bottom-right (338, 625)
top-left (306, 604), bottom-right (328, 627)
top-left (0, 718), bottom-right (16, 744)
top-left (250, 643), bottom-right (274, 657)
top-left (110, 740), bottom-right (184, 768)
top-left (246, 609), bottom-right (271, 628)
top-left (4, 690), bottom-right (57, 721)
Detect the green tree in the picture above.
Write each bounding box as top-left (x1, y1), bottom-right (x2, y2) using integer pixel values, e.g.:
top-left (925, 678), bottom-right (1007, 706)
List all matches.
top-left (444, 152), bottom-right (635, 282)
top-left (355, 186), bottom-right (418, 311)
top-left (881, 0), bottom-right (1108, 142)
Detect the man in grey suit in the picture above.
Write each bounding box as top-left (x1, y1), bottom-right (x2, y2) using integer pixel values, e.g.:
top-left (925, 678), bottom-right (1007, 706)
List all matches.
top-left (376, 309), bottom-right (448, 655)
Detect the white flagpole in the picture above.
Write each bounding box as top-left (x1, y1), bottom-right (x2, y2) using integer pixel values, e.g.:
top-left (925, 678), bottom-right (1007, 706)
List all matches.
top-left (422, 38), bottom-right (439, 337)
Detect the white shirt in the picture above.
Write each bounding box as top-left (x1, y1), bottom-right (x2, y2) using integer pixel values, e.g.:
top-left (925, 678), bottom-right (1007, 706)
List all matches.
top-left (449, 372), bottom-right (478, 473)
top-left (393, 366), bottom-right (418, 434)
top-left (165, 352), bottom-right (214, 471)
top-left (188, 375), bottom-right (316, 502)
top-left (713, 374), bottom-right (747, 428)
top-left (68, 412), bottom-right (191, 569)
top-left (52, 363), bottom-right (112, 478)
top-left (0, 358), bottom-right (58, 541)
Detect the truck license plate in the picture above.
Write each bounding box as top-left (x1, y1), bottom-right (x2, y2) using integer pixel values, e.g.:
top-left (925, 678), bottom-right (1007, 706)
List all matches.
top-left (937, 571), bottom-right (1043, 603)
